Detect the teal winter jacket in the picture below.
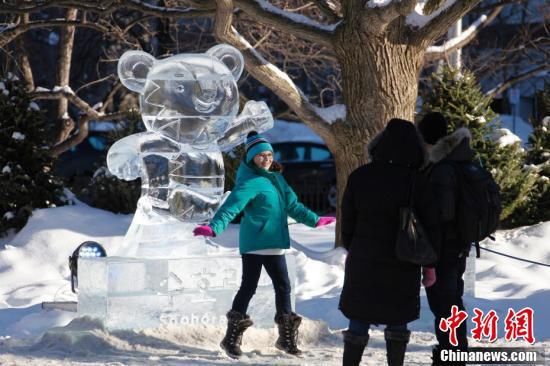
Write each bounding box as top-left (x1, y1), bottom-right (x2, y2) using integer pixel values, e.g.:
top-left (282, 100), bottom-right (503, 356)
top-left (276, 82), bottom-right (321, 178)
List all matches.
top-left (209, 161), bottom-right (319, 254)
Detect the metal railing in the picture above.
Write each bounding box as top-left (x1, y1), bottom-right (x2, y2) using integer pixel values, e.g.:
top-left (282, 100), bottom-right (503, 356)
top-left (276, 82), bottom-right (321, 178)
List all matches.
top-left (288, 179), bottom-right (335, 215)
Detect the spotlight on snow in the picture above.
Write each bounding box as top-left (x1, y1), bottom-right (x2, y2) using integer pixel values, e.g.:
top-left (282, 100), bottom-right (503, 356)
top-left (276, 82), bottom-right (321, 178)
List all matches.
top-left (69, 241), bottom-right (107, 293)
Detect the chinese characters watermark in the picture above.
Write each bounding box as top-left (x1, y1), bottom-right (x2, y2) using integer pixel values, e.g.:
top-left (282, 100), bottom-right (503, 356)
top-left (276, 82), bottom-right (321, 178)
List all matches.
top-left (439, 306), bottom-right (535, 346)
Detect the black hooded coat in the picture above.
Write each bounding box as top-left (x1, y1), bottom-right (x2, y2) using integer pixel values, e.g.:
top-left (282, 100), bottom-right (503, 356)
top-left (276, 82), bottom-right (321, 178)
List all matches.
top-left (339, 119), bottom-right (440, 325)
top-left (425, 127), bottom-right (475, 259)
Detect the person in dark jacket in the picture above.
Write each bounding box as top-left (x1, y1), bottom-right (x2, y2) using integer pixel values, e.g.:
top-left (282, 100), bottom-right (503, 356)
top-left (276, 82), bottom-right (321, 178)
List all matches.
top-left (194, 132), bottom-right (335, 358)
top-left (339, 118), bottom-right (440, 366)
top-left (417, 112), bottom-right (474, 365)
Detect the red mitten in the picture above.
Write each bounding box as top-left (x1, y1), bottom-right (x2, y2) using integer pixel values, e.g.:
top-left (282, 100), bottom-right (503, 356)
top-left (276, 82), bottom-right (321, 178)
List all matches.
top-left (422, 267), bottom-right (436, 288)
top-left (193, 225), bottom-right (215, 237)
top-left (316, 216), bottom-right (336, 227)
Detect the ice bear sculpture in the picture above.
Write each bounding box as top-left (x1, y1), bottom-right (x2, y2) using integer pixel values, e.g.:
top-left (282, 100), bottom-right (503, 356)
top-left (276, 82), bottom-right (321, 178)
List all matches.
top-left (107, 45), bottom-right (274, 257)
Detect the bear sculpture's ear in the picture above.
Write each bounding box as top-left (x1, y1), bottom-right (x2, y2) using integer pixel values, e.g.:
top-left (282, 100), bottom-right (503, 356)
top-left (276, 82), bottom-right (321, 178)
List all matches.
top-left (117, 51), bottom-right (156, 93)
top-left (206, 44), bottom-right (244, 80)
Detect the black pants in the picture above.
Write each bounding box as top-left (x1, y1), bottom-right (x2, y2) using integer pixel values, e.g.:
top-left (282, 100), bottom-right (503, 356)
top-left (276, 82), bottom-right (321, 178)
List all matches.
top-left (231, 254), bottom-right (292, 316)
top-left (426, 254), bottom-right (468, 351)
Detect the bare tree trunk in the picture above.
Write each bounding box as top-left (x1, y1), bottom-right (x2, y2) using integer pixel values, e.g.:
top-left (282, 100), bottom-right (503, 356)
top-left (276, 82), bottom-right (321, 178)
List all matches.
top-left (15, 14), bottom-right (34, 91)
top-left (55, 8), bottom-right (78, 144)
top-left (330, 20), bottom-right (424, 245)
top-left (155, 0), bottom-right (174, 56)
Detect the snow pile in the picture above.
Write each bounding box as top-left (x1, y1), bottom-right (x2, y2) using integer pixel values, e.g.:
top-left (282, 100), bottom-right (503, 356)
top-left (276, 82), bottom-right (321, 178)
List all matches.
top-left (28, 102), bottom-right (40, 111)
top-left (256, 0), bottom-right (338, 32)
top-left (0, 202), bottom-right (548, 365)
top-left (11, 132), bottom-right (26, 141)
top-left (406, 0), bottom-right (457, 28)
top-left (0, 203), bottom-right (131, 320)
top-left (315, 104), bottom-right (346, 125)
top-left (498, 114), bottom-right (534, 146)
top-left (491, 128), bottom-right (522, 147)
top-left (52, 85), bottom-right (75, 95)
top-left (366, 0), bottom-right (392, 8)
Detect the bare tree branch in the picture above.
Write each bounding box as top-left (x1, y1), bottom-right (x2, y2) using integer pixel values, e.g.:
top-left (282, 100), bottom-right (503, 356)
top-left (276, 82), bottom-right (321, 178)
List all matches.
top-left (14, 13), bottom-right (34, 90)
top-left (312, 0), bottom-right (342, 22)
top-left (32, 87), bottom-right (100, 118)
top-left (475, 0), bottom-right (527, 13)
top-left (31, 87), bottom-right (127, 156)
top-left (180, 0), bottom-right (216, 9)
top-left (0, 1), bottom-right (103, 13)
top-left (213, 0), bottom-right (333, 142)
top-left (361, 0), bottom-right (417, 34)
top-left (414, 0), bottom-right (483, 47)
top-left (425, 7), bottom-right (502, 62)
top-left (486, 64), bottom-right (549, 97)
top-left (233, 0), bottom-right (336, 47)
top-left (125, 0), bottom-right (214, 18)
top-left (237, 5), bottom-right (341, 107)
top-left (0, 19), bottom-right (120, 47)
top-left (0, 0), bottom-right (214, 17)
top-left (74, 74), bottom-right (116, 94)
top-left (55, 8), bottom-right (78, 144)
top-left (122, 15), bottom-right (155, 34)
top-left (48, 114), bottom-right (91, 158)
top-left (99, 82), bottom-right (123, 113)
top-left (48, 111), bottom-right (127, 157)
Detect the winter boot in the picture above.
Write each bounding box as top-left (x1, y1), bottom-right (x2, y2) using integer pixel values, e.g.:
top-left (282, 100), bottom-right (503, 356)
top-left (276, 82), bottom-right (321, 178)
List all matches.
top-left (220, 310), bottom-right (253, 358)
top-left (275, 312), bottom-right (303, 356)
top-left (384, 329), bottom-right (410, 366)
top-left (342, 330), bottom-right (369, 366)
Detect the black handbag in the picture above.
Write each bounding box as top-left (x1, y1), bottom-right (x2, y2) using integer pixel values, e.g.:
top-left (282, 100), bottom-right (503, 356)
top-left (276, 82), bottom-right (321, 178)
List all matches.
top-left (395, 171), bottom-right (437, 265)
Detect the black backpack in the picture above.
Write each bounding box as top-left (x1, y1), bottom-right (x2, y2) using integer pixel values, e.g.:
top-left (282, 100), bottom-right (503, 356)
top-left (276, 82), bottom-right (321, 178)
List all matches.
top-left (447, 161), bottom-right (502, 257)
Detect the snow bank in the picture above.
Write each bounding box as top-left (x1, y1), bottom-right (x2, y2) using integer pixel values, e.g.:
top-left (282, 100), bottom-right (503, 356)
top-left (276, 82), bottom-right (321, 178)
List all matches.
top-left (0, 203), bottom-right (548, 365)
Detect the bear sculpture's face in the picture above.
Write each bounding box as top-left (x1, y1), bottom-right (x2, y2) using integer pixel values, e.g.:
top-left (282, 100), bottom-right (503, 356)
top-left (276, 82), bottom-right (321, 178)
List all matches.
top-left (118, 45), bottom-right (244, 145)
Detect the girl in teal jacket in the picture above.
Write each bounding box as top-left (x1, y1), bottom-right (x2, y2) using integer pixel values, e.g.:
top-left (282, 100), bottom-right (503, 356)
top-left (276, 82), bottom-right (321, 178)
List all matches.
top-left (194, 132), bottom-right (335, 358)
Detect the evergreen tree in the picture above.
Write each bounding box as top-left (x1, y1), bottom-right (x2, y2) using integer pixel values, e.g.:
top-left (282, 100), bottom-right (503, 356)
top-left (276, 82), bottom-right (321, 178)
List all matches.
top-left (0, 76), bottom-right (67, 236)
top-left (512, 84), bottom-right (550, 225)
top-left (81, 112), bottom-right (142, 214)
top-left (421, 66), bottom-right (538, 225)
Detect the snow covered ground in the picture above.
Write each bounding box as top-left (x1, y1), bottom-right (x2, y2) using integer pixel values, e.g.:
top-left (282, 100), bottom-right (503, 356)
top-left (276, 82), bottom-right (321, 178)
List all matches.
top-left (0, 200), bottom-right (549, 365)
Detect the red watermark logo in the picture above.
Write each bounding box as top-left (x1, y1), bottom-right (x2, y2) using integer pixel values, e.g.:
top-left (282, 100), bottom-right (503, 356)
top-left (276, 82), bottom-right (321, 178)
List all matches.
top-left (439, 306), bottom-right (535, 346)
top-left (504, 308), bottom-right (535, 344)
top-left (439, 305), bottom-right (469, 346)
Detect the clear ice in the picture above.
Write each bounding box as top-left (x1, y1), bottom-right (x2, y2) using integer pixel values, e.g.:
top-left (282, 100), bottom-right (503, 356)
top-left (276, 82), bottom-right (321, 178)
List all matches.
top-left (78, 44), bottom-right (280, 329)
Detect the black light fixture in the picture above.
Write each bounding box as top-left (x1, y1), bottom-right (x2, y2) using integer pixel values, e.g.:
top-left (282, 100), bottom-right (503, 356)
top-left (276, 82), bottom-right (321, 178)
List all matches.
top-left (69, 241), bottom-right (107, 293)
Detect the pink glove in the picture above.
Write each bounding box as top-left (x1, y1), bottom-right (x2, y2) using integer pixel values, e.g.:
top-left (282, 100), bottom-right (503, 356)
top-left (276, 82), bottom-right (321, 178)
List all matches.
top-left (316, 216), bottom-right (336, 227)
top-left (193, 225), bottom-right (215, 237)
top-left (422, 267), bottom-right (436, 288)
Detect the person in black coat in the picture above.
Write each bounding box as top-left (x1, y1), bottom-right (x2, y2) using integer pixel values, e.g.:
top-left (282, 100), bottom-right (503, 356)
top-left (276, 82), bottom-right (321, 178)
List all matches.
top-left (417, 112), bottom-right (475, 365)
top-left (339, 118), bottom-right (440, 366)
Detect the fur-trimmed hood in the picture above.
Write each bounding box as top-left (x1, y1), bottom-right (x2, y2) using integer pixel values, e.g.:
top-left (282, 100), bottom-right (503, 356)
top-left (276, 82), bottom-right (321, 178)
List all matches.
top-left (428, 127), bottom-right (474, 164)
